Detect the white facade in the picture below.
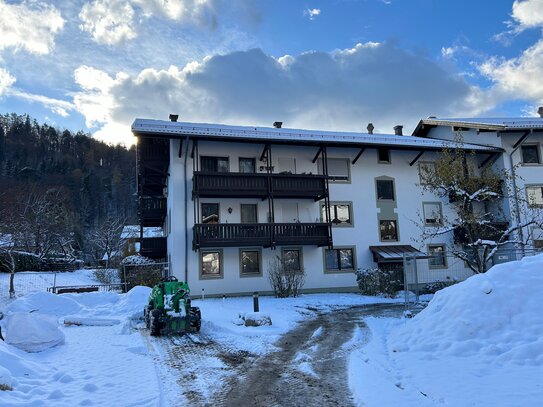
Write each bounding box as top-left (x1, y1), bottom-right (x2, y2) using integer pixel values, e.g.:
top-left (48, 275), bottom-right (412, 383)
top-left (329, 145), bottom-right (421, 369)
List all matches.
top-left (134, 119), bottom-right (515, 296)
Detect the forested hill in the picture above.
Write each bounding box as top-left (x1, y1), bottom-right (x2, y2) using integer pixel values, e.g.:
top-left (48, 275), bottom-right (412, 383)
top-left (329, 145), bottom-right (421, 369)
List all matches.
top-left (0, 113), bottom-right (137, 233)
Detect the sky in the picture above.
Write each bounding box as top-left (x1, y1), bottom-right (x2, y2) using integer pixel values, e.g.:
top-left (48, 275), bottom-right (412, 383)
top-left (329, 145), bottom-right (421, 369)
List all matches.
top-left (0, 0), bottom-right (542, 146)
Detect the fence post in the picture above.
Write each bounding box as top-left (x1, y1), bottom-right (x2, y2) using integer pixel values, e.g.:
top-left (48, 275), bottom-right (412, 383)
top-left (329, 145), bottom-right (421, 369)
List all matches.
top-left (403, 254), bottom-right (409, 314)
top-left (413, 254), bottom-right (420, 303)
top-left (123, 265), bottom-right (128, 293)
top-left (52, 270), bottom-right (58, 294)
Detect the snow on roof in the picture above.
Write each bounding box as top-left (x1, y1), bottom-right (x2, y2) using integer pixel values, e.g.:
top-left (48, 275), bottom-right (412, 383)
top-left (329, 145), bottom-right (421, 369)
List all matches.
top-left (132, 119), bottom-right (501, 152)
top-left (121, 226), bottom-right (163, 239)
top-left (414, 116), bottom-right (543, 135)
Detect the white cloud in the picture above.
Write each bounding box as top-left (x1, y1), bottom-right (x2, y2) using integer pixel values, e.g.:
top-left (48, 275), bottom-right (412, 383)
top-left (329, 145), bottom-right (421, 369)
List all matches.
top-left (304, 8), bottom-right (321, 20)
top-left (79, 0), bottom-right (137, 45)
top-left (0, 67), bottom-right (15, 97)
top-left (134, 0), bottom-right (218, 26)
top-left (512, 0), bottom-right (543, 29)
top-left (7, 88), bottom-right (75, 117)
top-left (479, 39), bottom-right (543, 102)
top-left (0, 0), bottom-right (64, 55)
top-left (72, 43), bottom-right (476, 145)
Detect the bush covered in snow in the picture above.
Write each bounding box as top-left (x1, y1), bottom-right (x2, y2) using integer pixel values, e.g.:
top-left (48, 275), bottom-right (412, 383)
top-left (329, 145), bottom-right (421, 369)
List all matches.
top-left (390, 254), bottom-right (543, 366)
top-left (0, 251), bottom-right (40, 273)
top-left (5, 313), bottom-right (65, 352)
top-left (355, 267), bottom-right (402, 297)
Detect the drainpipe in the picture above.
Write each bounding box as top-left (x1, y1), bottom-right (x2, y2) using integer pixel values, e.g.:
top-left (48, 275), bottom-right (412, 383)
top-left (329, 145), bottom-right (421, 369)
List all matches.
top-left (183, 135), bottom-right (190, 283)
top-left (507, 129), bottom-right (532, 251)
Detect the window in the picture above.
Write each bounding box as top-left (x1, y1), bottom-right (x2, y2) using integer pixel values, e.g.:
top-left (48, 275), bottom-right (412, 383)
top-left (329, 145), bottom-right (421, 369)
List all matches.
top-left (376, 179), bottom-right (395, 201)
top-left (521, 145), bottom-right (540, 164)
top-left (240, 204), bottom-right (257, 223)
top-left (380, 220), bottom-right (398, 241)
top-left (200, 250), bottom-right (222, 278)
top-left (531, 227), bottom-right (543, 250)
top-left (200, 156), bottom-right (229, 172)
top-left (239, 157), bottom-right (256, 173)
top-left (321, 202), bottom-right (353, 226)
top-left (281, 248), bottom-right (302, 272)
top-left (419, 162), bottom-right (436, 184)
top-left (428, 244), bottom-right (446, 268)
top-left (324, 248), bottom-right (355, 272)
top-left (319, 158), bottom-right (350, 182)
top-left (201, 203), bottom-right (219, 224)
top-left (240, 249), bottom-right (261, 276)
top-left (423, 202), bottom-right (443, 226)
top-left (526, 186), bottom-right (543, 207)
top-left (378, 148), bottom-right (390, 163)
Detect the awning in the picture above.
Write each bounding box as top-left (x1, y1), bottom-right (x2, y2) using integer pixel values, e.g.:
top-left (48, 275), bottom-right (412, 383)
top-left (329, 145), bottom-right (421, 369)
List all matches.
top-left (369, 245), bottom-right (428, 262)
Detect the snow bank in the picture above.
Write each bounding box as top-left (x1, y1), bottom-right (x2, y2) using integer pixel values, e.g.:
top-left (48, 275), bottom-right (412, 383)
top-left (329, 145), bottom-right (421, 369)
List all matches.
top-left (390, 254), bottom-right (543, 365)
top-left (5, 291), bottom-right (82, 316)
top-left (5, 313), bottom-right (65, 352)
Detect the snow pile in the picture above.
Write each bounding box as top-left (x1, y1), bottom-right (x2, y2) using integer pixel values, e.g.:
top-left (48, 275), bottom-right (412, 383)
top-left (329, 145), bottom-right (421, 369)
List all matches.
top-left (5, 312), bottom-right (65, 352)
top-left (238, 312), bottom-right (272, 327)
top-left (390, 254), bottom-right (543, 365)
top-left (5, 291), bottom-right (82, 316)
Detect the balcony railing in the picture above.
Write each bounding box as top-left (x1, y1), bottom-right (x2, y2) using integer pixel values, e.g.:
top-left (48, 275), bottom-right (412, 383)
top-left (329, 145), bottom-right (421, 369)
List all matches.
top-left (140, 237), bottom-right (167, 259)
top-left (453, 222), bottom-right (509, 244)
top-left (139, 197), bottom-right (167, 226)
top-left (193, 222), bottom-right (331, 249)
top-left (193, 172), bottom-right (327, 200)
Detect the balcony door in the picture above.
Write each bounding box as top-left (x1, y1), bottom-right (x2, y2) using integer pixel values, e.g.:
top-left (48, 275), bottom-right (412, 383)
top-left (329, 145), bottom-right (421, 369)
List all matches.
top-left (240, 204), bottom-right (257, 224)
top-left (201, 156), bottom-right (229, 173)
top-left (278, 157), bottom-right (296, 174)
top-left (280, 203), bottom-right (299, 223)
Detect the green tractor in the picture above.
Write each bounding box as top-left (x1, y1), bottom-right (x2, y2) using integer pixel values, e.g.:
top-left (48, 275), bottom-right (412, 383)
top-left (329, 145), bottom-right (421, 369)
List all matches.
top-left (144, 276), bottom-right (201, 336)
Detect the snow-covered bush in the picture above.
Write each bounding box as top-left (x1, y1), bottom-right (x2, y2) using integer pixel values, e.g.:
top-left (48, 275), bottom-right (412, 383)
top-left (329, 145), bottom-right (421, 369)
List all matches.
top-left (120, 255), bottom-right (162, 290)
top-left (0, 251), bottom-right (40, 273)
top-left (424, 279), bottom-right (456, 294)
top-left (5, 313), bottom-right (65, 352)
top-left (92, 268), bottom-right (119, 284)
top-left (355, 267), bottom-right (402, 297)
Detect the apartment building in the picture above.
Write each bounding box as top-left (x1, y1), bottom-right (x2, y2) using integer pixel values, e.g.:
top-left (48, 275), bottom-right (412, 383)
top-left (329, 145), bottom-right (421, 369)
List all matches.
top-left (413, 114), bottom-right (543, 250)
top-left (132, 118), bottom-right (503, 296)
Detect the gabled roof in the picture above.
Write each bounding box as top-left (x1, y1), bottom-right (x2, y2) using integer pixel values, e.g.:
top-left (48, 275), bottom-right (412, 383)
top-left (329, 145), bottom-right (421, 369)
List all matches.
top-left (413, 117), bottom-right (543, 136)
top-left (132, 119), bottom-right (501, 153)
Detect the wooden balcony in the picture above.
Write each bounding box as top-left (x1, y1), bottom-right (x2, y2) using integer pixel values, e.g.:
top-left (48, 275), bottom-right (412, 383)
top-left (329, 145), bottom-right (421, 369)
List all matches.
top-left (139, 197), bottom-right (167, 227)
top-left (193, 223), bottom-right (331, 249)
top-left (193, 172), bottom-right (327, 200)
top-left (140, 237), bottom-right (167, 259)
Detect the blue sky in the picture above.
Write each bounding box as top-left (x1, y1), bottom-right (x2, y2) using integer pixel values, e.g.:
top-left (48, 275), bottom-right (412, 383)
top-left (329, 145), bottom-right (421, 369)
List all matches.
top-left (0, 0), bottom-right (542, 145)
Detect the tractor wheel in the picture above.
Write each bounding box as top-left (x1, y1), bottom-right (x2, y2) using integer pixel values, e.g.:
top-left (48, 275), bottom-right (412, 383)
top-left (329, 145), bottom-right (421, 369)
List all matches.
top-left (189, 307), bottom-right (201, 332)
top-left (149, 309), bottom-right (162, 336)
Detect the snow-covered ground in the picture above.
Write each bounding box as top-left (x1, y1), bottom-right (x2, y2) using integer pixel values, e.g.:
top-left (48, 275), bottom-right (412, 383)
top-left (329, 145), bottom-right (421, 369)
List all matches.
top-left (349, 254), bottom-right (543, 407)
top-left (2, 254), bottom-right (543, 406)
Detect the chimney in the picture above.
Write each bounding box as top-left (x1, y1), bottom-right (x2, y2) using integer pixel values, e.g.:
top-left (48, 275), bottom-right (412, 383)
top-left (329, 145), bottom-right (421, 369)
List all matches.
top-left (273, 121), bottom-right (283, 128)
top-left (393, 125), bottom-right (403, 135)
top-left (169, 114), bottom-right (179, 122)
top-left (538, 107), bottom-right (543, 118)
top-left (366, 123), bottom-right (374, 134)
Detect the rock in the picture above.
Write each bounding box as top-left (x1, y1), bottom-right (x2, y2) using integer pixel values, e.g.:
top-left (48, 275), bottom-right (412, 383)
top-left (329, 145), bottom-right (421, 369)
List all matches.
top-left (243, 312), bottom-right (272, 327)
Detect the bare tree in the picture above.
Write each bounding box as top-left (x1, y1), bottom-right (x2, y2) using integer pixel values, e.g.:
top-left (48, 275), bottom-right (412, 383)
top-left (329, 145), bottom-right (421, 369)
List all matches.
top-left (419, 143), bottom-right (543, 273)
top-left (86, 216), bottom-right (126, 269)
top-left (267, 256), bottom-right (305, 298)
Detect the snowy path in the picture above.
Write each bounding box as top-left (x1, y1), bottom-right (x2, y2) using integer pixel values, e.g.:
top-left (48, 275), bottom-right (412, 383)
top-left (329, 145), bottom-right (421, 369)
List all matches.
top-left (144, 303), bottom-right (404, 407)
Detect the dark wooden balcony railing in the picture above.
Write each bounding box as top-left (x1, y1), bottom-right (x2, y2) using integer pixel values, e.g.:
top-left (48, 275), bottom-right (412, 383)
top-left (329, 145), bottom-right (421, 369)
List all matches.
top-left (139, 197), bottom-right (167, 226)
top-left (193, 172), bottom-right (327, 200)
top-left (193, 223), bottom-right (331, 249)
top-left (140, 237), bottom-right (167, 259)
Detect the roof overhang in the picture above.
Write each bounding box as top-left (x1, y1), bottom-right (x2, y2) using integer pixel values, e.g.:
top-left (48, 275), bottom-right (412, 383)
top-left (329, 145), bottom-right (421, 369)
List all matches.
top-left (369, 245), bottom-right (428, 262)
top-left (413, 118), bottom-right (543, 137)
top-left (132, 119), bottom-right (502, 154)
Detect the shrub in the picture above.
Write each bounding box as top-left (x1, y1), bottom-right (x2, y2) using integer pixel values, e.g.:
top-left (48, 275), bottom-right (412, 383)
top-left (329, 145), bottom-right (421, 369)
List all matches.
top-left (120, 255), bottom-right (162, 290)
top-left (0, 251), bottom-right (40, 272)
top-left (355, 267), bottom-right (403, 297)
top-left (267, 256), bottom-right (305, 298)
top-left (92, 268), bottom-right (120, 284)
top-left (424, 279), bottom-right (456, 294)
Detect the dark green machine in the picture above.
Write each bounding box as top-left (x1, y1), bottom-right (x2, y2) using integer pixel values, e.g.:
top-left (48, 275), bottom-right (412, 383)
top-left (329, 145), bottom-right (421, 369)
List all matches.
top-left (144, 276), bottom-right (201, 336)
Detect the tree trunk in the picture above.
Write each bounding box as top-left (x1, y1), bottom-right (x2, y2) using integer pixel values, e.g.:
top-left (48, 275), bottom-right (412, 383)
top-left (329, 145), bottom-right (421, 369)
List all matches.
top-left (9, 271), bottom-right (15, 298)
